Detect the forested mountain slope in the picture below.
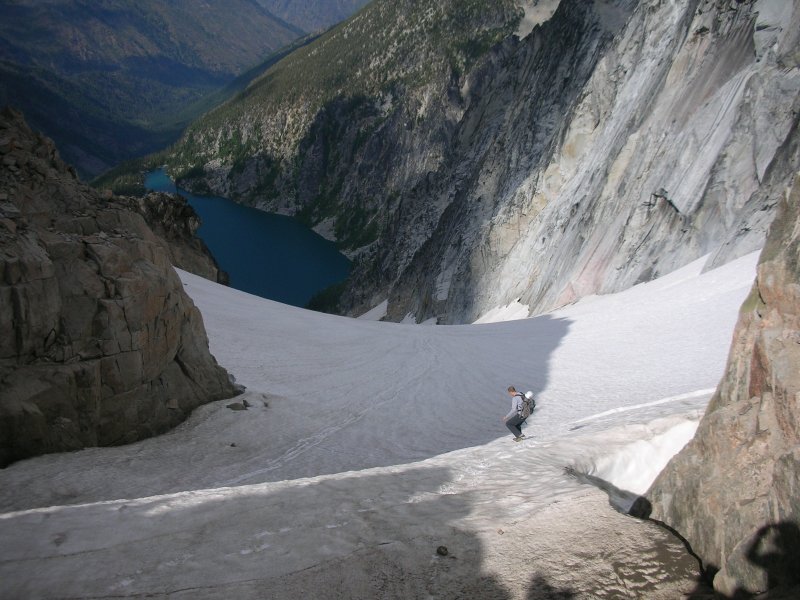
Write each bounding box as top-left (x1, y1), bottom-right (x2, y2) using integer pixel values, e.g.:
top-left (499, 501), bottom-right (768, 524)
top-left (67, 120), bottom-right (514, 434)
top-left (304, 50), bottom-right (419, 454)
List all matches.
top-left (0, 0), bottom-right (303, 176)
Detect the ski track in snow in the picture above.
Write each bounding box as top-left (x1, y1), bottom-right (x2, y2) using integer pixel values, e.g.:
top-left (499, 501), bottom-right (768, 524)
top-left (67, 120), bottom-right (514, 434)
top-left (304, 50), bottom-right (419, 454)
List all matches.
top-left (0, 251), bottom-right (759, 598)
top-left (569, 387), bottom-right (717, 425)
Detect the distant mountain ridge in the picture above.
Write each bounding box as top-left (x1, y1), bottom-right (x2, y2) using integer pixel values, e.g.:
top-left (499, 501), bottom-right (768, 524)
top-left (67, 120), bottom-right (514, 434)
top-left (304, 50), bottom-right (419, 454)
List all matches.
top-left (256, 0), bottom-right (373, 32)
top-left (0, 0), bottom-right (304, 176)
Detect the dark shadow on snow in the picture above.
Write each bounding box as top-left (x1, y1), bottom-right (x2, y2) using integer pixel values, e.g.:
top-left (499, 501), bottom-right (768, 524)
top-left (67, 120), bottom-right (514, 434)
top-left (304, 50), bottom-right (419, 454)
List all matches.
top-left (570, 470), bottom-right (800, 599)
top-left (525, 574), bottom-right (578, 599)
top-left (0, 465), bottom-right (572, 599)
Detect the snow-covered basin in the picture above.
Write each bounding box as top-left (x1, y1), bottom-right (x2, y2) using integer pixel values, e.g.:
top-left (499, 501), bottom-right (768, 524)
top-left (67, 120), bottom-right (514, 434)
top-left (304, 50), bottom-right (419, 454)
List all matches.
top-left (0, 252), bottom-right (759, 597)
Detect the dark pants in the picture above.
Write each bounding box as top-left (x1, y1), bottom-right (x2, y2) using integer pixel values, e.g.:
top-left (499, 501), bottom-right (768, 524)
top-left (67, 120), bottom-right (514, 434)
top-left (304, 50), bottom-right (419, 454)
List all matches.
top-left (505, 414), bottom-right (526, 437)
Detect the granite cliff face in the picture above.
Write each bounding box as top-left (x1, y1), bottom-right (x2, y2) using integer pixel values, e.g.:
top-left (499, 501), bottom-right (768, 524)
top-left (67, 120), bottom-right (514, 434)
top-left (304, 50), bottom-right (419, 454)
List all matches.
top-left (645, 177), bottom-right (800, 597)
top-left (0, 108), bottom-right (238, 467)
top-left (165, 0), bottom-right (800, 324)
top-left (380, 0), bottom-right (800, 323)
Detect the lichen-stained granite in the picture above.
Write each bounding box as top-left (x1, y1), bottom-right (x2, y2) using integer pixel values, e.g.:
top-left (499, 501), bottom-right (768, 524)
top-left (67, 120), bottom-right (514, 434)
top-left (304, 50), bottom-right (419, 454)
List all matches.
top-left (646, 176), bottom-right (800, 598)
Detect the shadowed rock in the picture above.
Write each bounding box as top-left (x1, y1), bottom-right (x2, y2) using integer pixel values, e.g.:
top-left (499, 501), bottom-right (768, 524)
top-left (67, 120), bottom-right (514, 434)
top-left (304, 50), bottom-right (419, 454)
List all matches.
top-left (122, 191), bottom-right (229, 285)
top-left (0, 107), bottom-right (238, 467)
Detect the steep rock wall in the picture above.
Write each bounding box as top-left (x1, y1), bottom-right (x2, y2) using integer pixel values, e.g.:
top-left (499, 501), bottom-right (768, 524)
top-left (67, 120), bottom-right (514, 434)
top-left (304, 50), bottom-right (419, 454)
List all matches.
top-left (0, 108), bottom-right (238, 467)
top-left (644, 176), bottom-right (800, 597)
top-left (381, 0), bottom-right (800, 323)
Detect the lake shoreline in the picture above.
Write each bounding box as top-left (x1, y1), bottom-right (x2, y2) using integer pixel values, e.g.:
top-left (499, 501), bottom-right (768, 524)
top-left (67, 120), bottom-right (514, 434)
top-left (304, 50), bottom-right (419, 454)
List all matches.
top-left (144, 169), bottom-right (350, 308)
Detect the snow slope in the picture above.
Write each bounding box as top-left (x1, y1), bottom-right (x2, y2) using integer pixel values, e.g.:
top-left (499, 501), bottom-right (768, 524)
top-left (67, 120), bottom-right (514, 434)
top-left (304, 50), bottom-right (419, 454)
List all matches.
top-left (0, 251), bottom-right (759, 598)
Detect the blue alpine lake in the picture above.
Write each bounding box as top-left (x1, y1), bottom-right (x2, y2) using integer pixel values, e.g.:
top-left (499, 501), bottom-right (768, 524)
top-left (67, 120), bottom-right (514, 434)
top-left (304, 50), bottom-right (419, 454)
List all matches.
top-left (144, 169), bottom-right (351, 308)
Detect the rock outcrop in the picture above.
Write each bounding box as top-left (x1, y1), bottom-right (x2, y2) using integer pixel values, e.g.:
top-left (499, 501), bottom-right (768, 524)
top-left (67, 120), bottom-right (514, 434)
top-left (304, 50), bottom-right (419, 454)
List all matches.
top-left (644, 176), bottom-right (800, 597)
top-left (123, 192), bottom-right (229, 285)
top-left (0, 108), bottom-right (238, 467)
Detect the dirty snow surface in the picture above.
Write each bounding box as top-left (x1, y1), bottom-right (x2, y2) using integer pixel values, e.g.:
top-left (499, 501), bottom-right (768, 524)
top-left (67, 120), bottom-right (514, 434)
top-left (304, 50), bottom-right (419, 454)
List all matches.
top-left (0, 252), bottom-right (759, 598)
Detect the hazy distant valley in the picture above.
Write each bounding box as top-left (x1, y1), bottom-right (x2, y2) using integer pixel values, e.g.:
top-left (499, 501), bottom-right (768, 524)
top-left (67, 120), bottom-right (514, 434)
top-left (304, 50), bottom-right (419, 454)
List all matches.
top-left (0, 0), bottom-right (370, 177)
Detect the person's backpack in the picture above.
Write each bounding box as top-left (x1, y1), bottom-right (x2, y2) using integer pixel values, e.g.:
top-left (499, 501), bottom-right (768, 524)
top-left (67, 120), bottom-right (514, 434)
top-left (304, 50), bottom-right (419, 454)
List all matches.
top-left (518, 391), bottom-right (536, 419)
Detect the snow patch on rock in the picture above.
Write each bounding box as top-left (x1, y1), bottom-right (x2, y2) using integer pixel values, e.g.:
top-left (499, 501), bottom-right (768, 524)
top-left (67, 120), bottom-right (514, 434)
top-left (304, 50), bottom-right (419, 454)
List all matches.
top-left (357, 299), bottom-right (388, 320)
top-left (515, 0), bottom-right (561, 38)
top-left (473, 299), bottom-right (530, 324)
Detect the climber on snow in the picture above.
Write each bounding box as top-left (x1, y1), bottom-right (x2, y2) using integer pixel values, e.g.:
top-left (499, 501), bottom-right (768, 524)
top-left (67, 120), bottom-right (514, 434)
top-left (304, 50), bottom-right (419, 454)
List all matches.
top-left (502, 385), bottom-right (532, 442)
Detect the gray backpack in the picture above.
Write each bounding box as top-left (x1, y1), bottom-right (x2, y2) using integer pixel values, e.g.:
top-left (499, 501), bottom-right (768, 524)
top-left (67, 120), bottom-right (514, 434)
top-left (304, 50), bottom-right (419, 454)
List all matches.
top-left (518, 391), bottom-right (536, 419)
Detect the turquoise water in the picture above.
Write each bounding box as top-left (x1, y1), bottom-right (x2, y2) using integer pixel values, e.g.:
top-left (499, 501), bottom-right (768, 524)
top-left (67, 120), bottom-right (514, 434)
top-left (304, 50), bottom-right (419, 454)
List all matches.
top-left (144, 169), bottom-right (350, 308)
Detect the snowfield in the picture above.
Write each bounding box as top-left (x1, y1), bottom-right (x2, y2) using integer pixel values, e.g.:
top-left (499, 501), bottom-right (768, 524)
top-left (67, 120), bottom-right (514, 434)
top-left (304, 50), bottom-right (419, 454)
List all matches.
top-left (0, 251), bottom-right (759, 598)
